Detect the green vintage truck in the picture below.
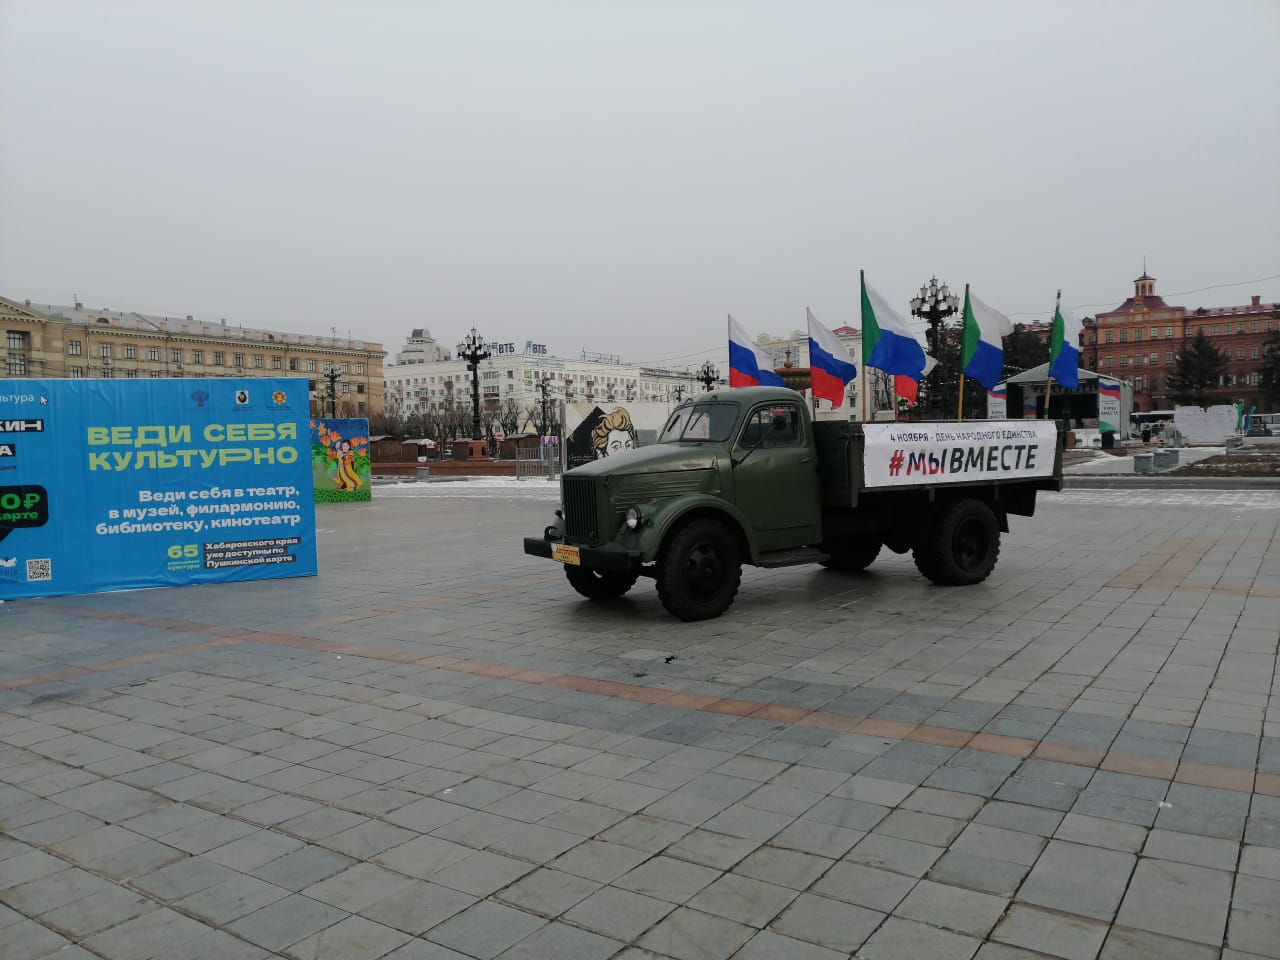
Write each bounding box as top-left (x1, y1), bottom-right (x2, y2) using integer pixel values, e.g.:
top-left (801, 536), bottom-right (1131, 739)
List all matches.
top-left (524, 386), bottom-right (1064, 621)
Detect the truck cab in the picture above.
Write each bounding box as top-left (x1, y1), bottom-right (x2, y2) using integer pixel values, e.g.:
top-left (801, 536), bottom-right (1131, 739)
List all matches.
top-left (524, 386), bottom-right (1063, 621)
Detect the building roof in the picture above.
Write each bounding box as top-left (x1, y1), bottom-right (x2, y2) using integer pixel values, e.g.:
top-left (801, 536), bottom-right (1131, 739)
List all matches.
top-left (1188, 302), bottom-right (1277, 317)
top-left (1101, 295), bottom-right (1174, 315)
top-left (23, 300), bottom-right (381, 352)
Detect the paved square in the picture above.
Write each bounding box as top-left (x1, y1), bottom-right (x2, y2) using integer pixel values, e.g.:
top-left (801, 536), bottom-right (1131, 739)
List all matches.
top-left (0, 484), bottom-right (1277, 958)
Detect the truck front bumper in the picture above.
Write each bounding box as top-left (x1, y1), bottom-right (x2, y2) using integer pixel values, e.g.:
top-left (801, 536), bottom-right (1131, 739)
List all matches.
top-left (522, 538), bottom-right (639, 573)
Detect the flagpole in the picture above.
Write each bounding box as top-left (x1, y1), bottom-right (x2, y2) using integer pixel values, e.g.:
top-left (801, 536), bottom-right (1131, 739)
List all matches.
top-left (1043, 289), bottom-right (1060, 420)
top-left (957, 374), bottom-right (965, 421)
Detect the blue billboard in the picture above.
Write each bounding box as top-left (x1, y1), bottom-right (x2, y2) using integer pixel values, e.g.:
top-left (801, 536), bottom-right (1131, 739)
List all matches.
top-left (0, 378), bottom-right (317, 600)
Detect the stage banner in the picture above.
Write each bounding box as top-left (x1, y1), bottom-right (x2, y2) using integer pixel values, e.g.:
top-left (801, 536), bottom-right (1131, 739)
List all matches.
top-left (0, 378), bottom-right (317, 600)
top-left (311, 418), bottom-right (371, 503)
top-left (862, 421), bottom-right (1058, 488)
top-left (1097, 376), bottom-right (1122, 433)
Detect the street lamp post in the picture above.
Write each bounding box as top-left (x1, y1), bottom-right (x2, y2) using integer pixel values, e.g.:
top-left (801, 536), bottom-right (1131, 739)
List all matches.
top-left (537, 376), bottom-right (553, 436)
top-left (321, 363), bottom-right (341, 418)
top-left (456, 327), bottom-right (491, 441)
top-left (910, 276), bottom-right (961, 416)
top-left (697, 360), bottom-right (721, 392)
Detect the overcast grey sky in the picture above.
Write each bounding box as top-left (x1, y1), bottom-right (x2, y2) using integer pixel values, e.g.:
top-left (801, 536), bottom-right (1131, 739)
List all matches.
top-left (2, 0), bottom-right (1277, 369)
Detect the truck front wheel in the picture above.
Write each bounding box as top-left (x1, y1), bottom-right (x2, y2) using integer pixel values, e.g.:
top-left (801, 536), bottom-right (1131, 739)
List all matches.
top-left (914, 498), bottom-right (1000, 586)
top-left (656, 518), bottom-right (742, 621)
top-left (565, 564), bottom-right (640, 601)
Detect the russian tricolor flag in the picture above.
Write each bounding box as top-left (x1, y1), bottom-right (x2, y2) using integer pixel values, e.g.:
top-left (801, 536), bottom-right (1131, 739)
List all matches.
top-left (1098, 380), bottom-right (1120, 403)
top-left (728, 315), bottom-right (784, 388)
top-left (806, 308), bottom-right (856, 408)
top-left (988, 383), bottom-right (1007, 402)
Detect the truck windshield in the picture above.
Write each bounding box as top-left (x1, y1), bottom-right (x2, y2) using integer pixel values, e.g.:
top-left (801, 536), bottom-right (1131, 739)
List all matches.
top-left (657, 402), bottom-right (739, 443)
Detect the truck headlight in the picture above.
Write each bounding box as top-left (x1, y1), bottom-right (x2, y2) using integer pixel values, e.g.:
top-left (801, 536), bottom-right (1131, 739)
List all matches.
top-left (625, 506), bottom-right (643, 530)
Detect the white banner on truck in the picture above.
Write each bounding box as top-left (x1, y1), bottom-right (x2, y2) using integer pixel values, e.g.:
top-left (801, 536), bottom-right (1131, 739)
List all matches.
top-left (863, 421), bottom-right (1058, 488)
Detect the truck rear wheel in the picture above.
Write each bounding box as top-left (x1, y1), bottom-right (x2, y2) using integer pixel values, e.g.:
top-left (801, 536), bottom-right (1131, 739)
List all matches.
top-left (820, 539), bottom-right (882, 572)
top-left (914, 498), bottom-right (1000, 585)
top-left (656, 518), bottom-right (742, 621)
top-left (565, 564), bottom-right (640, 601)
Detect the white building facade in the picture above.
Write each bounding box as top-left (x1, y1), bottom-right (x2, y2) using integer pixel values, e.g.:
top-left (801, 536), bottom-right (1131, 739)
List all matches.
top-left (383, 330), bottom-right (703, 427)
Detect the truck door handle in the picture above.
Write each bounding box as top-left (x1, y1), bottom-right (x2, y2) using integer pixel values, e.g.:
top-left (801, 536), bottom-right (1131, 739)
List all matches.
top-left (800, 457), bottom-right (812, 464)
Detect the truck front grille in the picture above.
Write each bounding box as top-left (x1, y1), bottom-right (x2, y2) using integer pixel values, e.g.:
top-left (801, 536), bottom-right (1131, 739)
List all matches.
top-left (562, 476), bottom-right (599, 544)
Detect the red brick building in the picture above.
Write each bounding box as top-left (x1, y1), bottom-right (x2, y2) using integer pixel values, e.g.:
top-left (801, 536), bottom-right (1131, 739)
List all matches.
top-left (1083, 274), bottom-right (1277, 412)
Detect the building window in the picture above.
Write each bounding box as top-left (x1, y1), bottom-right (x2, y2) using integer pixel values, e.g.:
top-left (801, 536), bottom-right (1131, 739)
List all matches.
top-left (253, 355), bottom-right (264, 368)
top-left (100, 368), bottom-right (113, 379)
top-left (100, 343), bottom-right (112, 359)
top-left (358, 402), bottom-right (366, 415)
top-left (1150, 353), bottom-right (1158, 364)
top-left (1165, 326), bottom-right (1173, 338)
top-left (1251, 347), bottom-right (1259, 359)
top-left (123, 343), bottom-right (136, 359)
top-left (126, 369), bottom-right (138, 378)
top-left (307, 359), bottom-right (317, 372)
top-left (1087, 333), bottom-right (1096, 345)
top-left (1252, 320), bottom-right (1260, 333)
top-left (1103, 356), bottom-right (1113, 367)
top-left (68, 339), bottom-right (82, 355)
top-left (1266, 319), bottom-right (1273, 332)
top-left (233, 353), bottom-right (245, 368)
top-left (1134, 377), bottom-right (1144, 390)
top-left (1237, 348), bottom-right (1245, 360)
top-left (1211, 324), bottom-right (1219, 335)
top-left (170, 348), bottom-right (182, 364)
top-left (6, 355), bottom-right (27, 375)
top-left (7, 330), bottom-right (27, 350)
top-left (1165, 352), bottom-right (1174, 363)
top-left (1251, 372), bottom-right (1260, 385)
top-left (150, 370), bottom-right (161, 378)
top-left (355, 363), bottom-right (365, 374)
top-left (1105, 331), bottom-right (1113, 343)
top-left (272, 356), bottom-right (283, 369)
top-left (148, 347), bottom-right (160, 361)
top-left (213, 351), bottom-right (225, 365)
top-left (1150, 377), bottom-right (1160, 391)
top-left (288, 358), bottom-right (298, 371)
top-left (191, 350), bottom-right (203, 364)
top-left (1119, 330), bottom-right (1128, 343)
top-left (1119, 356), bottom-right (1129, 366)
top-left (1150, 327), bottom-right (1159, 339)
top-left (1238, 322), bottom-right (1246, 334)
top-left (1133, 329), bottom-right (1142, 341)
top-left (341, 382), bottom-right (351, 394)
top-left (69, 365), bottom-right (84, 378)
top-left (356, 383), bottom-right (365, 394)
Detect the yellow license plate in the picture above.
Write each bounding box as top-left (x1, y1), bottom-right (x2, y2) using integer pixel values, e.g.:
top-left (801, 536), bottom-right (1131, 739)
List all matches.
top-left (551, 544), bottom-right (581, 566)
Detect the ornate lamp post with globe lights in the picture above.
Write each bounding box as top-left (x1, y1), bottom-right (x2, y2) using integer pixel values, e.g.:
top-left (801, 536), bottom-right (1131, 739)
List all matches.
top-left (456, 327), bottom-right (491, 441)
top-left (697, 359), bottom-right (721, 392)
top-left (910, 277), bottom-right (961, 416)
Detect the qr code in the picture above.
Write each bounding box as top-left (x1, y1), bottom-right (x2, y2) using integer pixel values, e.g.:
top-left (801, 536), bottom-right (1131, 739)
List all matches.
top-left (26, 558), bottom-right (51, 582)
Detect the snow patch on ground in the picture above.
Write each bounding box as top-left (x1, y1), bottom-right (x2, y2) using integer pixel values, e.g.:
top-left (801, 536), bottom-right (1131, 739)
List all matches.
top-left (1048, 489), bottom-right (1280, 510)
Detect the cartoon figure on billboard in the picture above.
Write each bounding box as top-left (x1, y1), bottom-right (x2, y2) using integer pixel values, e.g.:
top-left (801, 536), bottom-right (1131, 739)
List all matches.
top-left (593, 408), bottom-right (638, 458)
top-left (566, 407), bottom-right (638, 468)
top-left (311, 419), bottom-right (371, 503)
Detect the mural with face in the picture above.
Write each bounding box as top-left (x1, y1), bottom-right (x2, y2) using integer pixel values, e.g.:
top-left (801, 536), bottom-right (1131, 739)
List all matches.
top-left (591, 408), bottom-right (638, 458)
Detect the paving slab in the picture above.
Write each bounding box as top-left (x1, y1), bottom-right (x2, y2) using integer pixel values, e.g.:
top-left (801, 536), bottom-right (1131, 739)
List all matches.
top-left (1, 488), bottom-right (1277, 960)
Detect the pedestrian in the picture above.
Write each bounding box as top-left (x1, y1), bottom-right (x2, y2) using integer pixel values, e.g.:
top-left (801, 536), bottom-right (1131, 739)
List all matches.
top-left (1141, 427), bottom-right (1151, 445)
